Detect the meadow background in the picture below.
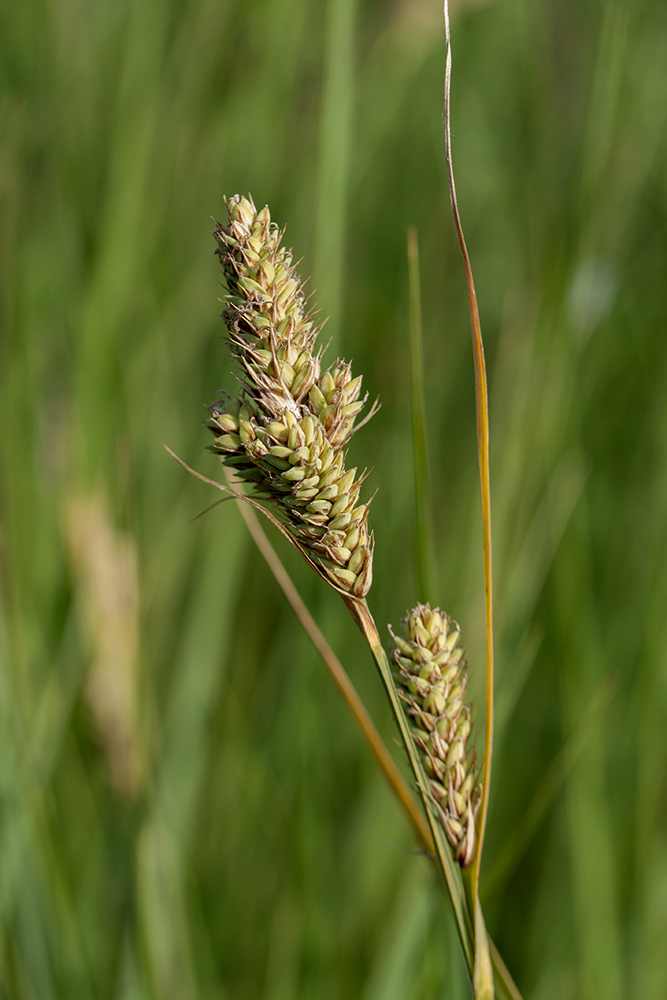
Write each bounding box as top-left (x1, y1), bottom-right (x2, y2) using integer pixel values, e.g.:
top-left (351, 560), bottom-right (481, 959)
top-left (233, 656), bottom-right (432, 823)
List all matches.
top-left (2, 0), bottom-right (667, 997)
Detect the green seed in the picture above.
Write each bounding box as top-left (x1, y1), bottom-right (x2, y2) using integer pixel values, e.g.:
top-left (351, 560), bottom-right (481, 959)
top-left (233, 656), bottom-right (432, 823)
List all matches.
top-left (342, 401), bottom-right (364, 419)
top-left (265, 421), bottom-right (288, 442)
top-left (330, 567), bottom-right (356, 588)
top-left (444, 630), bottom-right (461, 652)
top-left (238, 276), bottom-right (266, 296)
top-left (319, 446), bottom-right (334, 472)
top-left (344, 526), bottom-right (360, 550)
top-left (408, 676), bottom-right (430, 698)
top-left (329, 494), bottom-right (352, 518)
top-left (436, 718), bottom-right (452, 741)
top-left (447, 695), bottom-right (464, 717)
top-left (215, 414), bottom-right (239, 434)
top-left (257, 260), bottom-right (275, 285)
top-left (425, 688), bottom-right (447, 716)
top-left (446, 740), bottom-right (464, 768)
top-left (315, 486), bottom-right (337, 504)
top-left (255, 205), bottom-right (270, 226)
top-left (393, 635), bottom-right (413, 657)
top-left (447, 817), bottom-right (464, 838)
top-left (282, 466), bottom-right (307, 482)
top-left (427, 613), bottom-right (442, 639)
top-left (310, 384), bottom-right (326, 413)
top-left (289, 446), bottom-right (310, 465)
top-left (300, 413), bottom-right (315, 444)
top-left (415, 622), bottom-right (430, 645)
top-left (336, 469), bottom-right (356, 495)
top-left (320, 370), bottom-right (335, 399)
top-left (329, 513), bottom-right (352, 530)
top-left (275, 315), bottom-right (291, 337)
top-left (459, 773), bottom-right (475, 799)
top-left (347, 547), bottom-right (366, 575)
top-left (344, 375), bottom-right (363, 399)
top-left (239, 422), bottom-right (255, 444)
top-left (215, 433), bottom-right (241, 450)
top-left (317, 467), bottom-right (339, 490)
top-left (306, 500), bottom-right (332, 514)
top-left (276, 278), bottom-right (298, 308)
top-left (419, 662), bottom-right (439, 681)
top-left (456, 716), bottom-right (471, 741)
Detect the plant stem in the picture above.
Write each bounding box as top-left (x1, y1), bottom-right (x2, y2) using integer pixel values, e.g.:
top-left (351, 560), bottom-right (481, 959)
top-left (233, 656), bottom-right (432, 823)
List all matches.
top-left (443, 4), bottom-right (494, 993)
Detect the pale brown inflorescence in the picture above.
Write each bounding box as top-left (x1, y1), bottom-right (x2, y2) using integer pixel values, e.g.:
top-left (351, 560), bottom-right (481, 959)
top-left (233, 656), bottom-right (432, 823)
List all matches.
top-left (388, 604), bottom-right (481, 867)
top-left (206, 195), bottom-right (377, 597)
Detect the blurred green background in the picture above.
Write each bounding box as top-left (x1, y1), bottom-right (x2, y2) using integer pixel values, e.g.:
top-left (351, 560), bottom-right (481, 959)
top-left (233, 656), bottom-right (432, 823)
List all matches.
top-left (2, 0), bottom-right (667, 997)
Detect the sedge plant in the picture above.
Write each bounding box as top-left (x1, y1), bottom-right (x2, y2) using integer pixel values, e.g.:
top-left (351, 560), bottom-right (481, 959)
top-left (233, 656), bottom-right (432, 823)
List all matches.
top-left (171, 4), bottom-right (516, 997)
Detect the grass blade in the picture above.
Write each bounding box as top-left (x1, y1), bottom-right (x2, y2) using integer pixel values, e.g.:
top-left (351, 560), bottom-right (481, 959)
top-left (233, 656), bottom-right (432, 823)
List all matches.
top-left (443, 2), bottom-right (495, 993)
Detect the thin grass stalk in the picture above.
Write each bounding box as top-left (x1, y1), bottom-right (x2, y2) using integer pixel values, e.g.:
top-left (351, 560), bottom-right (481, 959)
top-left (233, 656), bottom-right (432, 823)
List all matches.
top-left (443, 0), bottom-right (494, 879)
top-left (443, 3), bottom-right (494, 994)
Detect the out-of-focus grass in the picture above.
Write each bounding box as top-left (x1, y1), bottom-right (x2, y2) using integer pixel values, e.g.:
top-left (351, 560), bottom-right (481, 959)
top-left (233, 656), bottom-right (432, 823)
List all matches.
top-left (2, 0), bottom-right (667, 997)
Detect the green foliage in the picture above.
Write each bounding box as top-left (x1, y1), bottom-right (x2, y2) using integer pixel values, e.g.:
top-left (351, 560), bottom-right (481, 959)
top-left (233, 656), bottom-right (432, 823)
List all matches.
top-left (2, 0), bottom-right (667, 997)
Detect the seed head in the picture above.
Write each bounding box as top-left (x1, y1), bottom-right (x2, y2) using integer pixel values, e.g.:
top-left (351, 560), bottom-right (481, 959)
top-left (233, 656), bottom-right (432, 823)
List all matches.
top-left (388, 604), bottom-right (481, 867)
top-left (207, 195), bottom-right (376, 597)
